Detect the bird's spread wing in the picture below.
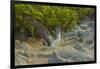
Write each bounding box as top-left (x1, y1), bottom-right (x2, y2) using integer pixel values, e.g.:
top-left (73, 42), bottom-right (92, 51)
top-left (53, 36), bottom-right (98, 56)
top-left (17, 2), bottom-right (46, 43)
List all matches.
top-left (48, 34), bottom-right (54, 43)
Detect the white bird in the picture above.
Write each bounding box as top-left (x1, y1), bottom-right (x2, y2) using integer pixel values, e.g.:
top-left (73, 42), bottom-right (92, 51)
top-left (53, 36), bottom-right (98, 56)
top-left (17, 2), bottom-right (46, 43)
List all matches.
top-left (26, 17), bottom-right (66, 62)
top-left (48, 26), bottom-right (66, 62)
top-left (49, 27), bottom-right (61, 48)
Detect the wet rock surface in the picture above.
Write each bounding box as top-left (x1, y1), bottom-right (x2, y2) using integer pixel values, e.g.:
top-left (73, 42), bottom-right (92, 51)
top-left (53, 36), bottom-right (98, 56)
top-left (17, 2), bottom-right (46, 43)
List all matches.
top-left (15, 17), bottom-right (95, 65)
top-left (48, 18), bottom-right (95, 63)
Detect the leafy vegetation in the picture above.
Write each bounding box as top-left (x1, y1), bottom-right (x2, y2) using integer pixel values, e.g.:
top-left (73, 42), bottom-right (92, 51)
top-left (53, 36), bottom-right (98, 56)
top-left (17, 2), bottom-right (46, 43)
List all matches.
top-left (15, 4), bottom-right (94, 38)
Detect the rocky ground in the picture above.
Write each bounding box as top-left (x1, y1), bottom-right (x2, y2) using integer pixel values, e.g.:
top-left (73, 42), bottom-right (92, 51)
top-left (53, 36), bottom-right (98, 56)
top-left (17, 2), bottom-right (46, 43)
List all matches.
top-left (15, 17), bottom-right (95, 65)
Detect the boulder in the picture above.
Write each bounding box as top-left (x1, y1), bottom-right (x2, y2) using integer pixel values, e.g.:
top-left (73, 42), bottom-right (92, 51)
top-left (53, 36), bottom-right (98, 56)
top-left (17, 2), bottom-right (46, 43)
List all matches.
top-left (65, 32), bottom-right (78, 37)
top-left (48, 53), bottom-right (63, 63)
top-left (15, 42), bottom-right (36, 65)
top-left (48, 46), bottom-right (94, 63)
top-left (15, 54), bottom-right (28, 65)
top-left (80, 24), bottom-right (89, 30)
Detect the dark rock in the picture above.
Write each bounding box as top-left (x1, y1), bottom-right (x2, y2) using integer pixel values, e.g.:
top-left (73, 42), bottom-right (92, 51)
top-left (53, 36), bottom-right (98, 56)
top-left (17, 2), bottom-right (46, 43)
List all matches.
top-left (73, 43), bottom-right (84, 51)
top-left (48, 53), bottom-right (63, 63)
top-left (56, 46), bottom-right (93, 62)
top-left (64, 32), bottom-right (78, 38)
top-left (87, 42), bottom-right (94, 50)
top-left (77, 31), bottom-right (93, 41)
top-left (80, 24), bottom-right (89, 30)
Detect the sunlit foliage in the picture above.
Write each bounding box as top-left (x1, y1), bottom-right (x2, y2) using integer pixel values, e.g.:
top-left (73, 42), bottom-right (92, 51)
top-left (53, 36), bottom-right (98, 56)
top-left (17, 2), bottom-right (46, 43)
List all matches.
top-left (15, 4), bottom-right (94, 37)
